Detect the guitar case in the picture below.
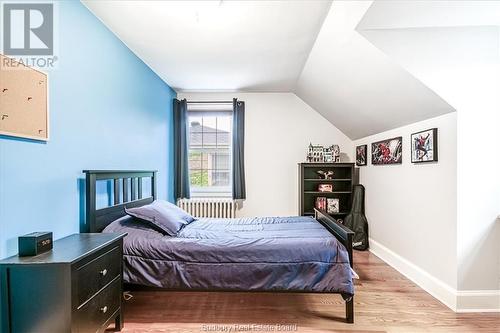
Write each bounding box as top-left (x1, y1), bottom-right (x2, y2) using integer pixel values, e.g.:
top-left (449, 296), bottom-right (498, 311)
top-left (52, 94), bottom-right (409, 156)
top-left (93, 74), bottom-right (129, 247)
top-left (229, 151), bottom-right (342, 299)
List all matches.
top-left (344, 184), bottom-right (369, 250)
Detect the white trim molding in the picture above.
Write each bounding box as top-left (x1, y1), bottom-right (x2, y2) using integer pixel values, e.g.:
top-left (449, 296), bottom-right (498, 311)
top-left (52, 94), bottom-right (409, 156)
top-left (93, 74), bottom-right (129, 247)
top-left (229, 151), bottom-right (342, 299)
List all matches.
top-left (456, 290), bottom-right (500, 313)
top-left (369, 238), bottom-right (500, 313)
top-left (368, 238), bottom-right (458, 310)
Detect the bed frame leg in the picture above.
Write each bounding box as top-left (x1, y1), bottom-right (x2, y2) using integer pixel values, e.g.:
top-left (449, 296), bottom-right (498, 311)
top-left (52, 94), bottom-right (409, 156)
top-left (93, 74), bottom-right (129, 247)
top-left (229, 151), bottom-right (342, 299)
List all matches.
top-left (346, 297), bottom-right (354, 323)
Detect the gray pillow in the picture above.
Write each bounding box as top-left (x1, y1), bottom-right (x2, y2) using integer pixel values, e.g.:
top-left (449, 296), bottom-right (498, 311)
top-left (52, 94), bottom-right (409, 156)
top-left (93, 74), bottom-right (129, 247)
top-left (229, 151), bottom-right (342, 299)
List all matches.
top-left (155, 200), bottom-right (196, 224)
top-left (125, 200), bottom-right (194, 236)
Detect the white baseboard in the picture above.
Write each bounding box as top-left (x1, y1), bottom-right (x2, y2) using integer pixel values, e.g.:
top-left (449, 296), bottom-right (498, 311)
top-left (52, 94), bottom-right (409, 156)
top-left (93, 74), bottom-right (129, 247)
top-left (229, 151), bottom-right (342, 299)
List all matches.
top-left (456, 290), bottom-right (500, 313)
top-left (368, 238), bottom-right (457, 311)
top-left (368, 238), bottom-right (500, 313)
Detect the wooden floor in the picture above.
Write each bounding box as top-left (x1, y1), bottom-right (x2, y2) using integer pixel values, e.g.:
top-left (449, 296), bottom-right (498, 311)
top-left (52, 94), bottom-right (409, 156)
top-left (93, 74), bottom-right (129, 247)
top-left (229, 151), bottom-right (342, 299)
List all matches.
top-left (114, 251), bottom-right (500, 333)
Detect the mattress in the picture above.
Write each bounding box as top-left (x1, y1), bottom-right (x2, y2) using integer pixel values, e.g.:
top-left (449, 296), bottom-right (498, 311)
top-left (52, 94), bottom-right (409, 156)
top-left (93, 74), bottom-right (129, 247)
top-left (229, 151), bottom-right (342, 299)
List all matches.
top-left (103, 215), bottom-right (354, 297)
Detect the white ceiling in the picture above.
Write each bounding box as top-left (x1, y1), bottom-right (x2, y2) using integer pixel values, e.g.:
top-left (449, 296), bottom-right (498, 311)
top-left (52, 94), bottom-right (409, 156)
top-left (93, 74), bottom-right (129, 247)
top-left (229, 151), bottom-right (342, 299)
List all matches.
top-left (294, 1), bottom-right (454, 139)
top-left (82, 0), bottom-right (498, 139)
top-left (83, 0), bottom-right (331, 92)
top-left (357, 0), bottom-right (500, 29)
top-left (356, 0), bottom-right (500, 112)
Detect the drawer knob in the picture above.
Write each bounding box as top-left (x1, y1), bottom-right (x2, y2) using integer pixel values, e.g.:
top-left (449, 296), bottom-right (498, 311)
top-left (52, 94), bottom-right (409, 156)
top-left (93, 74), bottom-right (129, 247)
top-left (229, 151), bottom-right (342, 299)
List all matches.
top-left (100, 306), bottom-right (108, 314)
top-left (100, 269), bottom-right (107, 276)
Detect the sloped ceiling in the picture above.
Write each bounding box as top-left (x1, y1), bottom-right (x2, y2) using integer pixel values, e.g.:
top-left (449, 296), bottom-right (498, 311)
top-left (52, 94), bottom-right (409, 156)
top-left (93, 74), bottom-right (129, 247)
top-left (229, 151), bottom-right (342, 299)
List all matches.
top-left (356, 1), bottom-right (500, 110)
top-left (83, 0), bottom-right (492, 140)
top-left (293, 1), bottom-right (455, 139)
top-left (357, 1), bottom-right (500, 29)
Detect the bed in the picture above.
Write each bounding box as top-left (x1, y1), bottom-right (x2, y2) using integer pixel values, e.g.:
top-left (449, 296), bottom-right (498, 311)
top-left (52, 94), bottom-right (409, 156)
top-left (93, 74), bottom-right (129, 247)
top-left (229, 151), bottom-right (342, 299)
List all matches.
top-left (83, 170), bottom-right (355, 323)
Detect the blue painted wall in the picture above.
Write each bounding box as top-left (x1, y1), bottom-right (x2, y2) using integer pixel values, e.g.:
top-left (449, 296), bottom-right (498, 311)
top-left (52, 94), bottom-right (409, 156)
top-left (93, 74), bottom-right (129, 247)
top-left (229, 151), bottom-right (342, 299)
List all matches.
top-left (0, 1), bottom-right (175, 259)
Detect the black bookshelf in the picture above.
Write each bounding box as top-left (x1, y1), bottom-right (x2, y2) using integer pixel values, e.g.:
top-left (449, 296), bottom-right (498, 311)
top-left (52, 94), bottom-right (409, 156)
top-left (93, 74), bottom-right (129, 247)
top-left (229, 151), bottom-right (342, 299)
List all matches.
top-left (298, 163), bottom-right (355, 219)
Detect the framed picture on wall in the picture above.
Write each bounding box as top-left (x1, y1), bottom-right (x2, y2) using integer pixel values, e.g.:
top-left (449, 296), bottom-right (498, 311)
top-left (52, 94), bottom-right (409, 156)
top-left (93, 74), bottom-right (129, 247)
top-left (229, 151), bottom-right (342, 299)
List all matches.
top-left (411, 128), bottom-right (438, 163)
top-left (356, 145), bottom-right (367, 166)
top-left (371, 137), bottom-right (403, 165)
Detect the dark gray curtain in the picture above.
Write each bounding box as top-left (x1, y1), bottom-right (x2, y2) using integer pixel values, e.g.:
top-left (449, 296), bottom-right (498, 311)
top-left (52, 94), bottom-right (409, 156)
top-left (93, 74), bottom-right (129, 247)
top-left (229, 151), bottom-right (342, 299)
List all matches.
top-left (232, 98), bottom-right (246, 199)
top-left (173, 98), bottom-right (190, 200)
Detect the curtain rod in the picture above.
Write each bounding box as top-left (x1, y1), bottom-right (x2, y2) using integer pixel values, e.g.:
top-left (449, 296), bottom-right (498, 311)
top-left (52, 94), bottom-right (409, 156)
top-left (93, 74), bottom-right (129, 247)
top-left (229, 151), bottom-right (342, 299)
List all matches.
top-left (187, 101), bottom-right (233, 104)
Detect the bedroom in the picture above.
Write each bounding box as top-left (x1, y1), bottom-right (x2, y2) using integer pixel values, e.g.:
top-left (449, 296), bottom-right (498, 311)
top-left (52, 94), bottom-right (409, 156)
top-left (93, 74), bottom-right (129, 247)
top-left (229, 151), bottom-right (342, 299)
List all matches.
top-left (0, 0), bottom-right (499, 332)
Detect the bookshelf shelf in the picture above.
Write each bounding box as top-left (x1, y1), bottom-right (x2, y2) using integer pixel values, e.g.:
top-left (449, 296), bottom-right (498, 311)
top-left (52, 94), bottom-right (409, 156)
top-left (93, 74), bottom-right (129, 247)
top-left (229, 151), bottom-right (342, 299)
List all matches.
top-left (304, 191), bottom-right (352, 194)
top-left (298, 163), bottom-right (355, 218)
top-left (304, 178), bottom-right (352, 181)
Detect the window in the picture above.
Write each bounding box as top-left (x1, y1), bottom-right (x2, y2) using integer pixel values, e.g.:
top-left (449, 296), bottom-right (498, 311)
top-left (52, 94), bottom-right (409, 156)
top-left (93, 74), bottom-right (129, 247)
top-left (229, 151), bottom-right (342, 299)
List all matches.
top-left (187, 104), bottom-right (232, 197)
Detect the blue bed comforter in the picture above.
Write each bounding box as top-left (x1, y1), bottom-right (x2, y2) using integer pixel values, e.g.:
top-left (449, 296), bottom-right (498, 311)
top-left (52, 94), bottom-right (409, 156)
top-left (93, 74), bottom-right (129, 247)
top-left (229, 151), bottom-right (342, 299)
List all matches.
top-left (103, 215), bottom-right (354, 297)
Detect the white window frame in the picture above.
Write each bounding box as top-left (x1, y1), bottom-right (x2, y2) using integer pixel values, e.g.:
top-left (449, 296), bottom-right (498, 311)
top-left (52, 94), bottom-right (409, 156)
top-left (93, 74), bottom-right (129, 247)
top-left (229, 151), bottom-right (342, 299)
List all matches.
top-left (187, 103), bottom-right (233, 198)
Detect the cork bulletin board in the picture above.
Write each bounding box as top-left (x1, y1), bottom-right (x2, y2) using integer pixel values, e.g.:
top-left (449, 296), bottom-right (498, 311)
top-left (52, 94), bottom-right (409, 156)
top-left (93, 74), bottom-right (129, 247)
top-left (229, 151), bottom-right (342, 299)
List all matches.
top-left (0, 54), bottom-right (49, 141)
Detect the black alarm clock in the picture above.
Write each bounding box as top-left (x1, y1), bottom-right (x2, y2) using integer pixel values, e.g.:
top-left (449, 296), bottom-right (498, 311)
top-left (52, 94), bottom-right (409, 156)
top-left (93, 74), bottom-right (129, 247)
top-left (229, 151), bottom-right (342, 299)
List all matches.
top-left (18, 232), bottom-right (53, 256)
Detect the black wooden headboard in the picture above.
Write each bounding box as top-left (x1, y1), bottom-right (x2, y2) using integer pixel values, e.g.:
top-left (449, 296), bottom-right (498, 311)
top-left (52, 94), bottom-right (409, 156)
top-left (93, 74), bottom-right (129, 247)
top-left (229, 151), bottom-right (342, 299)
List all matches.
top-left (83, 170), bottom-right (157, 233)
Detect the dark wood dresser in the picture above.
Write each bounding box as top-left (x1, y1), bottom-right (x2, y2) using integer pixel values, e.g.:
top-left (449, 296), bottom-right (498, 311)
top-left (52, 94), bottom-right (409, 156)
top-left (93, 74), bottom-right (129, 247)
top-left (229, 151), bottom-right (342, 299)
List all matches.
top-left (0, 233), bottom-right (126, 333)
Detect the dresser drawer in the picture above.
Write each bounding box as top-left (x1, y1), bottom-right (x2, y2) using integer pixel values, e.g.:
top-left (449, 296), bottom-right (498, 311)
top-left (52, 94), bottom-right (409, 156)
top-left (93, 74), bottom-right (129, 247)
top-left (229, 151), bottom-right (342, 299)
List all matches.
top-left (77, 277), bottom-right (121, 333)
top-left (76, 246), bottom-right (121, 306)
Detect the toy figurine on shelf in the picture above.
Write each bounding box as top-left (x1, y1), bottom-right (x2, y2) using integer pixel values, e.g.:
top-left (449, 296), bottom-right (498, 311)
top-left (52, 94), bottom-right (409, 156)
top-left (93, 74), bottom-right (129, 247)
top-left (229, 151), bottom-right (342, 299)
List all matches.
top-left (317, 170), bottom-right (334, 180)
top-left (332, 144), bottom-right (340, 162)
top-left (307, 143), bottom-right (324, 162)
top-left (306, 143), bottom-right (341, 163)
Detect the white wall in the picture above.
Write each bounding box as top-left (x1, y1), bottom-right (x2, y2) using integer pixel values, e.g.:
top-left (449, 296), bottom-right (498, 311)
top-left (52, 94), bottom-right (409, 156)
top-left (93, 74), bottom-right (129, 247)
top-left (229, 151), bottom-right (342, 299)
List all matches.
top-left (455, 65), bottom-right (500, 310)
top-left (178, 92), bottom-right (353, 217)
top-left (354, 113), bottom-right (458, 307)
top-left (357, 21), bottom-right (500, 311)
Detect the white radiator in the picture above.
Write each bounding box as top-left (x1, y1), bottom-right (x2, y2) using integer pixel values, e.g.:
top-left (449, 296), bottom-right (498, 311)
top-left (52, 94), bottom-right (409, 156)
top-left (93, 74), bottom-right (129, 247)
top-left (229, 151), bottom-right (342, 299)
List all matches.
top-left (177, 198), bottom-right (236, 218)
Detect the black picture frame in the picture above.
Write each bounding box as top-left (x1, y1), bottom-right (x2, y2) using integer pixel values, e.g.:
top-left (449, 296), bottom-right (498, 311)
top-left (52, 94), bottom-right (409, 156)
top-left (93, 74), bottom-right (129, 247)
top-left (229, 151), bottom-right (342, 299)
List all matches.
top-left (411, 128), bottom-right (438, 163)
top-left (371, 136), bottom-right (403, 165)
top-left (355, 145), bottom-right (367, 166)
